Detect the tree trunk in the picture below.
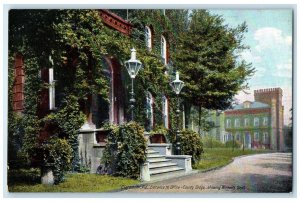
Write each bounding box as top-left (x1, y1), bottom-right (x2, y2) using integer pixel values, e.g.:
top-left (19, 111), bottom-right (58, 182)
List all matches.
top-left (184, 102), bottom-right (191, 129)
top-left (198, 105), bottom-right (202, 135)
top-left (232, 134), bottom-right (235, 151)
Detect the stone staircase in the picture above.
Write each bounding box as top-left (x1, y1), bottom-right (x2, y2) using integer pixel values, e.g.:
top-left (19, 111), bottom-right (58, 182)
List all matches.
top-left (140, 143), bottom-right (193, 181)
top-left (146, 149), bottom-right (186, 181)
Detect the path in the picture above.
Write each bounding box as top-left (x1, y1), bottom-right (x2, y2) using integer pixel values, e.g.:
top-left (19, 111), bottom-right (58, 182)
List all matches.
top-left (124, 152), bottom-right (292, 193)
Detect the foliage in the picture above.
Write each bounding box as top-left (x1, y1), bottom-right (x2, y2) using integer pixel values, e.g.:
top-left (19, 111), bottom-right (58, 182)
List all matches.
top-left (173, 10), bottom-right (254, 131)
top-left (202, 136), bottom-right (225, 148)
top-left (8, 171), bottom-right (139, 192)
top-left (45, 95), bottom-right (86, 171)
top-left (7, 112), bottom-right (28, 169)
top-left (101, 122), bottom-right (147, 179)
top-left (8, 168), bottom-right (41, 186)
top-left (180, 130), bottom-right (204, 164)
top-left (149, 124), bottom-right (168, 136)
top-left (167, 129), bottom-right (204, 164)
top-left (8, 10), bottom-right (131, 171)
top-left (41, 137), bottom-right (72, 184)
top-left (125, 10), bottom-right (191, 129)
top-left (8, 10), bottom-right (254, 179)
top-left (194, 148), bottom-right (271, 170)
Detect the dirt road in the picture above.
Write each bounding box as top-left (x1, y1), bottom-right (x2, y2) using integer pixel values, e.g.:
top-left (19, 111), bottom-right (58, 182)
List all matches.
top-left (124, 152), bottom-right (292, 193)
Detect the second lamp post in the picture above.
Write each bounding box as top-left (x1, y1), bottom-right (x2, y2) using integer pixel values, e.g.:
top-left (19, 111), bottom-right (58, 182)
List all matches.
top-left (125, 48), bottom-right (143, 121)
top-left (171, 71), bottom-right (185, 155)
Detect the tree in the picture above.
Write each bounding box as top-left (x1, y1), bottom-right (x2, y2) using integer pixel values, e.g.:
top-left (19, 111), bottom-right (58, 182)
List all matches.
top-left (173, 10), bottom-right (254, 134)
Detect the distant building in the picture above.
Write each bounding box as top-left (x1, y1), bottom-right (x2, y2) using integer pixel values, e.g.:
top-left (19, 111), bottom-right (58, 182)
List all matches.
top-left (224, 88), bottom-right (284, 151)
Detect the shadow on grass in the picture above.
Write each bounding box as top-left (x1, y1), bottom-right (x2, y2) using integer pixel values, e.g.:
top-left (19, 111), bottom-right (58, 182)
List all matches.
top-left (8, 168), bottom-right (41, 186)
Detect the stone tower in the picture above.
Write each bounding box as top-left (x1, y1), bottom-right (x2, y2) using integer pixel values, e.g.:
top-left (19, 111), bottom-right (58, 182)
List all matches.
top-left (254, 88), bottom-right (284, 151)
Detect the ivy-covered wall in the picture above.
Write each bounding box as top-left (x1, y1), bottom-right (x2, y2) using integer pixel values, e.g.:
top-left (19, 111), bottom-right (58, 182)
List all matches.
top-left (8, 9), bottom-right (185, 171)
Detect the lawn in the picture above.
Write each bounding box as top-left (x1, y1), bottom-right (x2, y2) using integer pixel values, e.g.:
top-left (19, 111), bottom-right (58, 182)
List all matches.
top-left (194, 147), bottom-right (272, 170)
top-left (8, 168), bottom-right (139, 192)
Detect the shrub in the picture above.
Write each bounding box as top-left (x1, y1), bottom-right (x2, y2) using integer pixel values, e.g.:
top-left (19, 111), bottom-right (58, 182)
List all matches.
top-left (101, 122), bottom-right (147, 179)
top-left (180, 130), bottom-right (204, 164)
top-left (41, 137), bottom-right (72, 184)
top-left (165, 129), bottom-right (203, 164)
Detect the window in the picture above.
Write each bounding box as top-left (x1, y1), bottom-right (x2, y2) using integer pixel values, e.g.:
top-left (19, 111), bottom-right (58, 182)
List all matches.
top-left (263, 117), bottom-right (268, 126)
top-left (254, 132), bottom-right (259, 141)
top-left (145, 26), bottom-right (152, 50)
top-left (244, 118), bottom-right (250, 127)
top-left (228, 133), bottom-right (232, 141)
top-left (225, 133), bottom-right (232, 142)
top-left (235, 119), bottom-right (240, 127)
top-left (226, 119), bottom-right (231, 128)
top-left (49, 68), bottom-right (56, 110)
top-left (263, 132), bottom-right (269, 144)
top-left (254, 117), bottom-right (259, 126)
top-left (236, 133), bottom-right (241, 141)
top-left (146, 92), bottom-right (154, 130)
top-left (162, 95), bottom-right (169, 129)
top-left (161, 35), bottom-right (167, 65)
top-left (243, 101), bottom-right (251, 108)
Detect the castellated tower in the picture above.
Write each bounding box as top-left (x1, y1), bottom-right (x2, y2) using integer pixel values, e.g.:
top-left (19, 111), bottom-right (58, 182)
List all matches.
top-left (254, 88), bottom-right (284, 151)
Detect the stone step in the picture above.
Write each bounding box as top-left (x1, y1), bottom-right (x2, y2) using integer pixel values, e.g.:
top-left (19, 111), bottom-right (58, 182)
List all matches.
top-left (150, 166), bottom-right (184, 175)
top-left (149, 162), bottom-right (178, 170)
top-left (150, 167), bottom-right (186, 181)
top-left (147, 154), bottom-right (166, 161)
top-left (146, 149), bottom-right (159, 154)
top-left (147, 158), bottom-right (172, 163)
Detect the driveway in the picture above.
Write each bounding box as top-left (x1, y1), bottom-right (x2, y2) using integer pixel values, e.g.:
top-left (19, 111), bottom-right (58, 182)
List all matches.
top-left (124, 152), bottom-right (292, 193)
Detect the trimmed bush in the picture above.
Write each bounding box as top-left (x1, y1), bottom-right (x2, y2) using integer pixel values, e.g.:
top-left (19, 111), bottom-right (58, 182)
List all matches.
top-left (167, 129), bottom-right (204, 164)
top-left (101, 122), bottom-right (147, 179)
top-left (180, 130), bottom-right (204, 164)
top-left (41, 137), bottom-right (72, 184)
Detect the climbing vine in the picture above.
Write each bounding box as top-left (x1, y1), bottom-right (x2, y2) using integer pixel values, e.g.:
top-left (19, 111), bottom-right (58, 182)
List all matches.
top-left (8, 9), bottom-right (202, 177)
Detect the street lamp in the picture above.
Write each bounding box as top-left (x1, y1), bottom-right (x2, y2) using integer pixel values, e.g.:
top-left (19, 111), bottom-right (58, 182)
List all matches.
top-left (171, 71), bottom-right (185, 155)
top-left (125, 48), bottom-right (143, 121)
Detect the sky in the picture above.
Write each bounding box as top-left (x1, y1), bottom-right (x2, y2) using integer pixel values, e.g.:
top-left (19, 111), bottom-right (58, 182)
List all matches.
top-left (209, 9), bottom-right (293, 125)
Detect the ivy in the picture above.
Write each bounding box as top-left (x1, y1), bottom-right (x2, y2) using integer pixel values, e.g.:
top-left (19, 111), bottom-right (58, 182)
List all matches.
top-left (44, 95), bottom-right (86, 171)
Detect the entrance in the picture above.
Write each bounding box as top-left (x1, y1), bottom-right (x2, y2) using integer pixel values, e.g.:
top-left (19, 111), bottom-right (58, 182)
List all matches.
top-left (244, 132), bottom-right (252, 149)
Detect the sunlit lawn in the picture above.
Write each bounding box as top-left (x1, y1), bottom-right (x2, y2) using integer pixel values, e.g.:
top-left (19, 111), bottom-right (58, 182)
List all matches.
top-left (194, 147), bottom-right (272, 170)
top-left (8, 169), bottom-right (139, 192)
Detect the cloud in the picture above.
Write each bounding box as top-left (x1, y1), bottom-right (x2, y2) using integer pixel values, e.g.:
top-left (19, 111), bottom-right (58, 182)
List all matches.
top-left (253, 66), bottom-right (267, 78)
top-left (254, 27), bottom-right (292, 52)
top-left (272, 60), bottom-right (292, 78)
top-left (240, 50), bottom-right (262, 63)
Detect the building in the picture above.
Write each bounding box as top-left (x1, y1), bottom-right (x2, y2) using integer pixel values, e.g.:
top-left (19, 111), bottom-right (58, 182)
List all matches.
top-left (224, 88), bottom-right (284, 151)
top-left (10, 9), bottom-right (183, 174)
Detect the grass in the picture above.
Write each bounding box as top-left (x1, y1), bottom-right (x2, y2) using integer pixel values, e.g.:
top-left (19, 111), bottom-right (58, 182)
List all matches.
top-left (8, 169), bottom-right (139, 192)
top-left (194, 147), bottom-right (272, 170)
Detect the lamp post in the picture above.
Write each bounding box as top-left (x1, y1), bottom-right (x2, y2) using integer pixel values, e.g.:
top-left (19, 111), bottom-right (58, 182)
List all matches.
top-left (125, 48), bottom-right (143, 121)
top-left (171, 71), bottom-right (185, 155)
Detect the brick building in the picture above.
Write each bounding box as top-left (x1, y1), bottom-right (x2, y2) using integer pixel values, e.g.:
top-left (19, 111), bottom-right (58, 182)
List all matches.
top-left (224, 88), bottom-right (284, 151)
top-left (11, 10), bottom-right (182, 175)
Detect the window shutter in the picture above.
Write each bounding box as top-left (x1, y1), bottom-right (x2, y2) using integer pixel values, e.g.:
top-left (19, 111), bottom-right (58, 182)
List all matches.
top-left (12, 53), bottom-right (25, 112)
top-left (49, 68), bottom-right (55, 110)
